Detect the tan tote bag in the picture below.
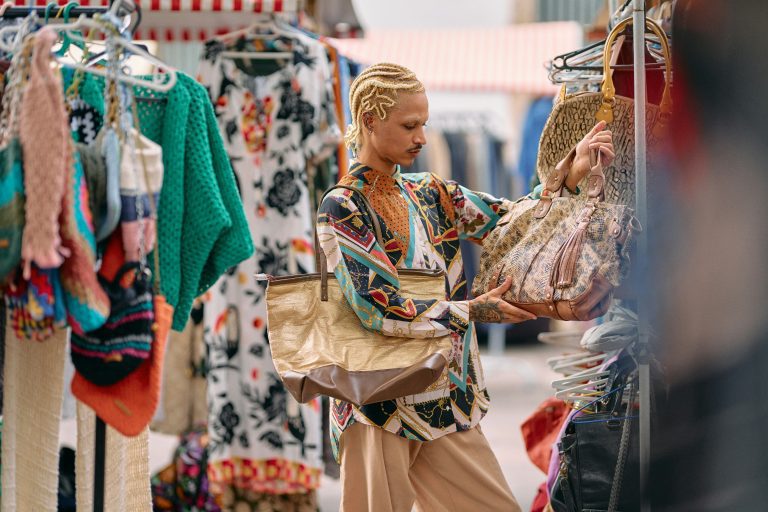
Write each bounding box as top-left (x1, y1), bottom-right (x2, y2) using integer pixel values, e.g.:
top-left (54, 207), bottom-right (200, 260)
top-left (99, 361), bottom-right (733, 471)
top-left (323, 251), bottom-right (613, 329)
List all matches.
top-left (265, 185), bottom-right (452, 406)
top-left (536, 16), bottom-right (672, 207)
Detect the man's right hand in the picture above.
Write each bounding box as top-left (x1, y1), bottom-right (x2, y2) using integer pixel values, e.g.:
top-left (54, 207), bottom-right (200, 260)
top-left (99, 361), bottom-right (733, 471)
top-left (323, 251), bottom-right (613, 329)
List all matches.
top-left (468, 276), bottom-right (537, 324)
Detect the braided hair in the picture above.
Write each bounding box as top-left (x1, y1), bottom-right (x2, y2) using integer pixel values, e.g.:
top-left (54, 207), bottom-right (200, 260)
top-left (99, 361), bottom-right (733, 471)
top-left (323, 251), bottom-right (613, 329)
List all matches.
top-left (344, 63), bottom-right (425, 155)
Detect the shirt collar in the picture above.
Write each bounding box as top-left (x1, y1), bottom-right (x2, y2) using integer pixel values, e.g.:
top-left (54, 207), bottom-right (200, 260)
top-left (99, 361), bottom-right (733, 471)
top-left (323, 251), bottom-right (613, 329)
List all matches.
top-left (350, 162), bottom-right (403, 186)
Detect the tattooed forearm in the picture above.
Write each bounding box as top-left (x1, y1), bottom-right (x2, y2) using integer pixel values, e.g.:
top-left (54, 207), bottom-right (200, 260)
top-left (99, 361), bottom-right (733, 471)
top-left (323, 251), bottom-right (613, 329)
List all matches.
top-left (469, 297), bottom-right (503, 323)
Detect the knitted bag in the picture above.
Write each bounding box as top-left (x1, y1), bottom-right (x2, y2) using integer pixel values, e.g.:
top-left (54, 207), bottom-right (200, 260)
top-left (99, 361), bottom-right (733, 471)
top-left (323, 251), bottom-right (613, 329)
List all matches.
top-left (58, 150), bottom-right (110, 333)
top-left (0, 139), bottom-right (24, 282)
top-left (70, 89), bottom-right (160, 387)
top-left (4, 265), bottom-right (66, 341)
top-left (0, 37), bottom-right (31, 283)
top-left (75, 127), bottom-right (122, 242)
top-left (70, 259), bottom-right (154, 386)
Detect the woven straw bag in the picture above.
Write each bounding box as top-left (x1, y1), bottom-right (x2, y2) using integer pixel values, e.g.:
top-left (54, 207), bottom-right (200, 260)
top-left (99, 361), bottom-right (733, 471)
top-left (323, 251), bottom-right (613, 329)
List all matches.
top-left (473, 151), bottom-right (640, 321)
top-left (265, 186), bottom-right (452, 406)
top-left (536, 17), bottom-right (672, 207)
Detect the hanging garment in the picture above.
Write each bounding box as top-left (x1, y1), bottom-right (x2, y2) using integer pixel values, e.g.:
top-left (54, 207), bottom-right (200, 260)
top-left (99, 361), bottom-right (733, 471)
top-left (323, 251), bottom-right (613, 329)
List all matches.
top-left (1, 319), bottom-right (67, 512)
top-left (521, 397), bottom-right (570, 474)
top-left (75, 403), bottom-right (152, 512)
top-left (19, 28), bottom-right (68, 275)
top-left (196, 32), bottom-right (339, 498)
top-left (425, 130), bottom-right (451, 180)
top-left (151, 300), bottom-right (208, 436)
top-left (151, 426), bottom-right (221, 511)
top-left (152, 426), bottom-right (318, 512)
top-left (443, 132), bottom-right (481, 290)
top-left (518, 97), bottom-right (554, 193)
top-left (62, 71), bottom-right (254, 329)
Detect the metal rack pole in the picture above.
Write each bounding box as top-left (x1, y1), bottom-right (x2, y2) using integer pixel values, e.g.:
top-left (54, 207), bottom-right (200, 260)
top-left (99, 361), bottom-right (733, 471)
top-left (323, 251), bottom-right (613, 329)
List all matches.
top-left (631, 1), bottom-right (651, 511)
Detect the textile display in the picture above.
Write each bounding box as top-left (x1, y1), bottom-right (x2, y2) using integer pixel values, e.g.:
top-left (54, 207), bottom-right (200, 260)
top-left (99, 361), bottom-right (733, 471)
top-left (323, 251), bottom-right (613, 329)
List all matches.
top-left (1, 321), bottom-right (67, 512)
top-left (151, 301), bottom-right (208, 436)
top-left (75, 402), bottom-right (152, 512)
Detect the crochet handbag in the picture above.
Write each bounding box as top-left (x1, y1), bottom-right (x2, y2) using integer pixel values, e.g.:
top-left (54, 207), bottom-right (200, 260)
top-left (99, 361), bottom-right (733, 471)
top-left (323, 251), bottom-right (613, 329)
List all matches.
top-left (472, 150), bottom-right (640, 322)
top-left (0, 39), bottom-right (32, 283)
top-left (536, 17), bottom-right (672, 207)
top-left (70, 88), bottom-right (161, 386)
top-left (265, 186), bottom-right (452, 406)
top-left (0, 139), bottom-right (24, 283)
top-left (70, 256), bottom-right (154, 385)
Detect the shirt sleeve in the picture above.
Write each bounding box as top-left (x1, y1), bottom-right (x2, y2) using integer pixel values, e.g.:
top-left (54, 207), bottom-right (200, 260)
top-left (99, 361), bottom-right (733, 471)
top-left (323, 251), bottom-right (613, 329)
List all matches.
top-left (317, 190), bottom-right (470, 338)
top-left (438, 175), bottom-right (544, 245)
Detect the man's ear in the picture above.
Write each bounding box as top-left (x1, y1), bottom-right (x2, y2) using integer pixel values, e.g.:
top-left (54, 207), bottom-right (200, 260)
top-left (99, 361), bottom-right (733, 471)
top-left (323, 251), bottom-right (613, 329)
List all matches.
top-left (362, 111), bottom-right (374, 133)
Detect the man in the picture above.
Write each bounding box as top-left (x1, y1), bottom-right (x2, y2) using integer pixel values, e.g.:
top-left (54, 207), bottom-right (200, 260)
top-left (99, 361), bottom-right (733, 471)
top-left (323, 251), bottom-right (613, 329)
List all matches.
top-left (317, 63), bottom-right (614, 511)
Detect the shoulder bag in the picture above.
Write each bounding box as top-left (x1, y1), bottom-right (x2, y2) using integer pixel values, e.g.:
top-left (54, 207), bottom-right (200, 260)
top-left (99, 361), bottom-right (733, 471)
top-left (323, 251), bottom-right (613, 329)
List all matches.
top-left (473, 151), bottom-right (640, 321)
top-left (536, 17), bottom-right (672, 207)
top-left (265, 185), bottom-right (452, 406)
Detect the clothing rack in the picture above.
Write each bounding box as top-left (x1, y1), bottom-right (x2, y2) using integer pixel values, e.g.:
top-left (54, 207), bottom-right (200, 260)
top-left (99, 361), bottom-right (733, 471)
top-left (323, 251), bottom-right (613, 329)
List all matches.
top-left (1, 0), bottom-right (136, 19)
top-left (1, 3), bottom-right (141, 510)
top-left (630, 1), bottom-right (651, 511)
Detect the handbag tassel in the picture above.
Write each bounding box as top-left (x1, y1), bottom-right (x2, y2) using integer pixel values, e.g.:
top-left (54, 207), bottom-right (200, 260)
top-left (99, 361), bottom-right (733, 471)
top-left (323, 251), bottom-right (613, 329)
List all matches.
top-left (550, 220), bottom-right (588, 289)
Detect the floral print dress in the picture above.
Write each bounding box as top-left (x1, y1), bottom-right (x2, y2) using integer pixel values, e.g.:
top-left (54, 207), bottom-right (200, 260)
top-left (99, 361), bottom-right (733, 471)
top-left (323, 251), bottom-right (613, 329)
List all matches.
top-left (196, 33), bottom-right (339, 502)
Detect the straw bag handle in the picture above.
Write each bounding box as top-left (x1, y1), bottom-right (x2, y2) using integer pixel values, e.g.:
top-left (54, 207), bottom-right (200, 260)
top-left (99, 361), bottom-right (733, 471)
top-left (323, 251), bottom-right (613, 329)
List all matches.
top-left (315, 185), bottom-right (384, 301)
top-left (596, 17), bottom-right (673, 124)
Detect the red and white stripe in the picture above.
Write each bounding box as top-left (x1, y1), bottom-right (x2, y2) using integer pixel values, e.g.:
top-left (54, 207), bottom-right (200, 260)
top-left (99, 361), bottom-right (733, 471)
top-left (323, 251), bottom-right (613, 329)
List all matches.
top-left (329, 23), bottom-right (583, 94)
top-left (12, 0), bottom-right (298, 12)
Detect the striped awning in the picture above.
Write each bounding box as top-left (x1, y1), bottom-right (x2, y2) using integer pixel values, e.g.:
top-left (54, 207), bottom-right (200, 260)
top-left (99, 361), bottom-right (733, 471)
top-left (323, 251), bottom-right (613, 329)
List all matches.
top-left (329, 23), bottom-right (583, 94)
top-left (10, 0), bottom-right (303, 41)
top-left (11, 0), bottom-right (299, 12)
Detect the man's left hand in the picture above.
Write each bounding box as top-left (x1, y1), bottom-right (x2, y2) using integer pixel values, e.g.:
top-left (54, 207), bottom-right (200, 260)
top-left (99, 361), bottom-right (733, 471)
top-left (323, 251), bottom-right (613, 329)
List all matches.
top-left (567, 121), bottom-right (615, 192)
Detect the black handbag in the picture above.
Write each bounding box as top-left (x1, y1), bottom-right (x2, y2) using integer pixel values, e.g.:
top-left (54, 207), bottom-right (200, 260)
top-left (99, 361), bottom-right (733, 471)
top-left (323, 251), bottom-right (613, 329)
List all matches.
top-left (551, 355), bottom-right (640, 512)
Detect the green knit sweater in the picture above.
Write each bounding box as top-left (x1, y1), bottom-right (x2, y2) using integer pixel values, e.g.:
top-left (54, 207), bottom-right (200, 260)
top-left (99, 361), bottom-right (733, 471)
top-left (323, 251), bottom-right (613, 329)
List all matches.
top-left (68, 72), bottom-right (253, 330)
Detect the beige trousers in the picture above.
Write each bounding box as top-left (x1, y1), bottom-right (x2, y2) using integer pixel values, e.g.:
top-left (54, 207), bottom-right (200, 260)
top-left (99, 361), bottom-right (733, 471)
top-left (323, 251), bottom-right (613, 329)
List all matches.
top-left (339, 422), bottom-right (522, 512)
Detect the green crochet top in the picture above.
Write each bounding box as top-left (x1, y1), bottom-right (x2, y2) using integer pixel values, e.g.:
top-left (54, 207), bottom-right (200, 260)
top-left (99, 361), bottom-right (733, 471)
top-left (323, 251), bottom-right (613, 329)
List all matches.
top-left (68, 72), bottom-right (253, 330)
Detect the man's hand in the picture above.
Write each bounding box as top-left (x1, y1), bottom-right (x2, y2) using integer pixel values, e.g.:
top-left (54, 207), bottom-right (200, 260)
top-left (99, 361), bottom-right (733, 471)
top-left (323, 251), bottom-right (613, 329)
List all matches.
top-left (469, 276), bottom-right (537, 324)
top-left (567, 121), bottom-right (615, 192)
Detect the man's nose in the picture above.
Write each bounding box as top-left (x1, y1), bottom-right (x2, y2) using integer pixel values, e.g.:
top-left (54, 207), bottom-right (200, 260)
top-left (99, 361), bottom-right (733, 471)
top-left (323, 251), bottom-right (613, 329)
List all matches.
top-left (414, 127), bottom-right (427, 146)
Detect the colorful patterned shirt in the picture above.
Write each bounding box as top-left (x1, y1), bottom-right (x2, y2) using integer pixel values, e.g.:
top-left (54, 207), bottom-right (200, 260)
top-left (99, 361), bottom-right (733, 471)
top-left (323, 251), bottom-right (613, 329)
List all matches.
top-left (317, 162), bottom-right (527, 460)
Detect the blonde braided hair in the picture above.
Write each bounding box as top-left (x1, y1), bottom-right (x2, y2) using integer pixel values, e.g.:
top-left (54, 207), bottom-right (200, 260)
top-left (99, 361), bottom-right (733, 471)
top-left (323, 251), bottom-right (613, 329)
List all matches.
top-left (344, 63), bottom-right (425, 155)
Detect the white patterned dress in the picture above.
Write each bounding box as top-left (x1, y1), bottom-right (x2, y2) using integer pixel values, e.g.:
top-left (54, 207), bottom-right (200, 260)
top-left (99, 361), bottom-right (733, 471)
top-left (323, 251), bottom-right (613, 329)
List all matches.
top-left (196, 33), bottom-right (339, 500)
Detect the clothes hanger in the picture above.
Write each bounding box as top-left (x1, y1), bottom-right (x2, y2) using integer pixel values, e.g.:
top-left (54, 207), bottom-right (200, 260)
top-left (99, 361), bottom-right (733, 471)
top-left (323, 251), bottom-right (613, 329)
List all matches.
top-left (554, 377), bottom-right (611, 401)
top-left (215, 14), bottom-right (294, 61)
top-left (550, 353), bottom-right (610, 377)
top-left (547, 351), bottom-right (609, 372)
top-left (39, 14), bottom-right (177, 92)
top-left (548, 27), bottom-right (668, 89)
top-left (551, 366), bottom-right (611, 389)
top-left (568, 378), bottom-right (637, 420)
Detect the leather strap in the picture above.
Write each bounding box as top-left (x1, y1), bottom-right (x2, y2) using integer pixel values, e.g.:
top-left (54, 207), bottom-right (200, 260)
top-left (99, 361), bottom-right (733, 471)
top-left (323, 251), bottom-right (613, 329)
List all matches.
top-left (560, 469), bottom-right (579, 512)
top-left (586, 150), bottom-right (606, 202)
top-left (315, 185), bottom-right (385, 301)
top-left (546, 149), bottom-right (606, 296)
top-left (534, 149), bottom-right (575, 219)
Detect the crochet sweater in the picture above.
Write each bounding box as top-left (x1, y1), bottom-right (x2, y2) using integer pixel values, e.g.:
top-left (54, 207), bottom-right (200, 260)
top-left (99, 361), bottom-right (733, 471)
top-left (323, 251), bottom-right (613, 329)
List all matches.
top-left (67, 72), bottom-right (253, 330)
